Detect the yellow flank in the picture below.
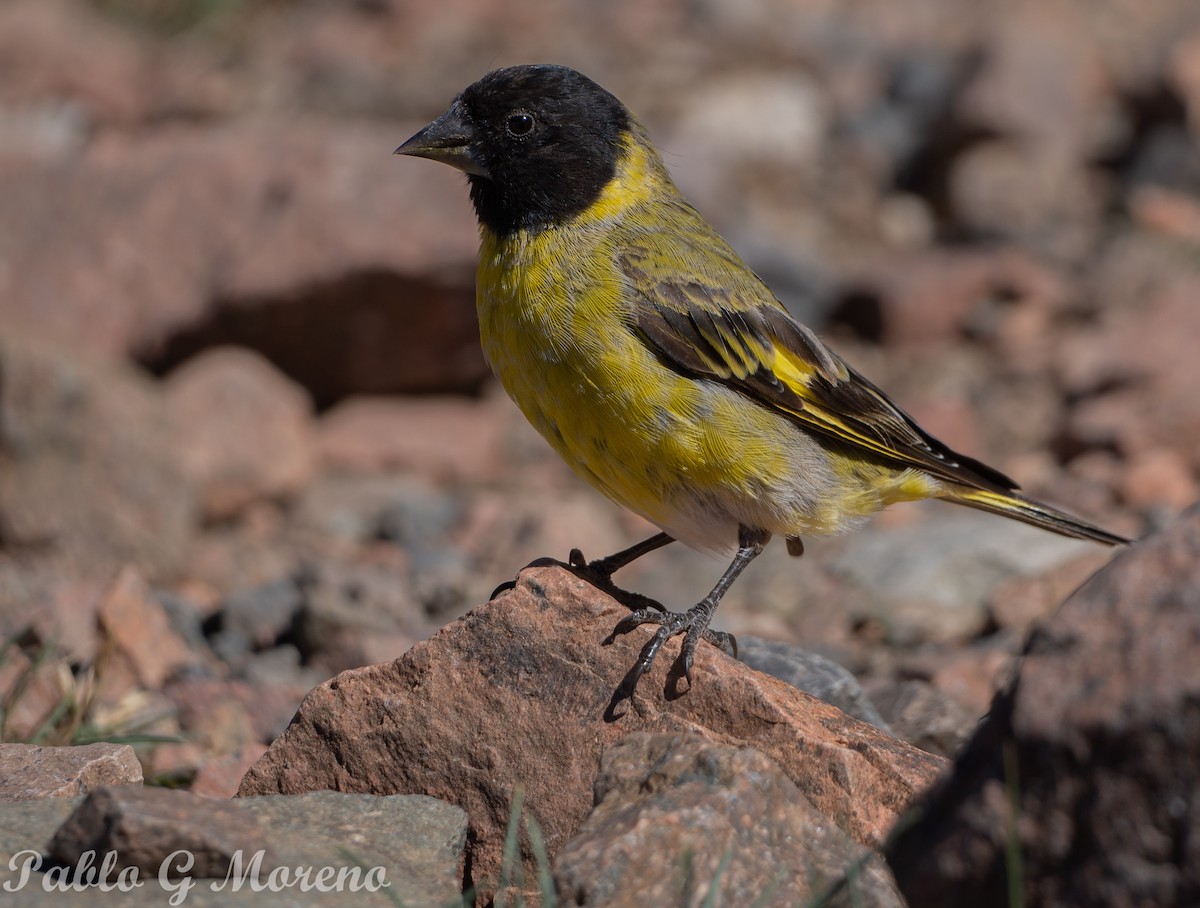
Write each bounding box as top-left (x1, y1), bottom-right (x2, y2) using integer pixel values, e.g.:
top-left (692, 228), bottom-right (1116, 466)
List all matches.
top-left (476, 127), bottom-right (931, 553)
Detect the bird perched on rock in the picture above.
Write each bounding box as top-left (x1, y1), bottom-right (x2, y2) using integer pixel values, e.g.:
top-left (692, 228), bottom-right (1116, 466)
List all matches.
top-left (396, 64), bottom-right (1128, 699)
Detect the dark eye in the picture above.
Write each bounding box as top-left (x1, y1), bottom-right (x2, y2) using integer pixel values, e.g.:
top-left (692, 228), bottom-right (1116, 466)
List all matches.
top-left (506, 112), bottom-right (535, 137)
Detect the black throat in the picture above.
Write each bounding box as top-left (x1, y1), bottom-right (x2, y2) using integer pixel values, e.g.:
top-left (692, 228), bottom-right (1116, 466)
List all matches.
top-left (467, 147), bottom-right (621, 236)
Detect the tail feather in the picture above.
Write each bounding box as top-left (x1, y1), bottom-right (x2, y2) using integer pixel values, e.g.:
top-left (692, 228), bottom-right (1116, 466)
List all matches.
top-left (945, 488), bottom-right (1130, 547)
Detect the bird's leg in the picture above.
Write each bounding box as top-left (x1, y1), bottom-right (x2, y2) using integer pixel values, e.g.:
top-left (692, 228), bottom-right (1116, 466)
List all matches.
top-left (568, 531), bottom-right (674, 582)
top-left (610, 525), bottom-right (769, 698)
top-left (490, 532), bottom-right (675, 602)
top-left (568, 532), bottom-right (675, 614)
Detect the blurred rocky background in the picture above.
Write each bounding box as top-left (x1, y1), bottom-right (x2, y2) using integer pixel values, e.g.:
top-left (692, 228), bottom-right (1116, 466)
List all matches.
top-left (0, 0), bottom-right (1198, 901)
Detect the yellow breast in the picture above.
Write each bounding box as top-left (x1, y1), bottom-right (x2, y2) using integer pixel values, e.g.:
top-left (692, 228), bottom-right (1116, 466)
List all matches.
top-left (472, 133), bottom-right (908, 550)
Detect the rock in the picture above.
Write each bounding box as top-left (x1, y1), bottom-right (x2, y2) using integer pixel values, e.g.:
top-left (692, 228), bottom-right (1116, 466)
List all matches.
top-left (985, 549), bottom-right (1111, 633)
top-left (1128, 183), bottom-right (1200, 244)
top-left (1121, 447), bottom-right (1199, 513)
top-left (317, 390), bottom-right (520, 482)
top-left (292, 555), bottom-right (429, 675)
top-left (830, 512), bottom-right (1105, 646)
top-left (866, 680), bottom-right (976, 757)
top-left (0, 118), bottom-right (484, 402)
top-left (927, 643), bottom-right (1016, 717)
top-left (0, 333), bottom-right (196, 577)
top-left (887, 505), bottom-right (1200, 907)
top-left (162, 347), bottom-right (318, 521)
top-left (1064, 275), bottom-right (1200, 463)
top-left (0, 797), bottom-right (79, 888)
top-left (0, 646), bottom-right (72, 743)
top-left (48, 786), bottom-right (270, 879)
top-left (0, 790), bottom-right (465, 906)
top-left (290, 473), bottom-right (461, 548)
top-left (554, 732), bottom-right (905, 907)
top-left (0, 0), bottom-right (232, 135)
top-left (946, 6), bottom-right (1111, 258)
top-left (835, 248), bottom-right (1067, 346)
top-left (233, 791), bottom-right (467, 908)
top-left (0, 744), bottom-right (142, 801)
top-left (189, 746), bottom-right (269, 800)
top-left (96, 567), bottom-right (197, 694)
top-left (736, 636), bottom-right (891, 730)
top-left (238, 564), bottom-right (946, 898)
top-left (209, 577), bottom-right (304, 661)
top-left (164, 678), bottom-right (306, 752)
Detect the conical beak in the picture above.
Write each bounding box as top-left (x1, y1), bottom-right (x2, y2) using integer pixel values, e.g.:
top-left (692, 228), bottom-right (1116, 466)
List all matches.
top-left (394, 101), bottom-right (490, 178)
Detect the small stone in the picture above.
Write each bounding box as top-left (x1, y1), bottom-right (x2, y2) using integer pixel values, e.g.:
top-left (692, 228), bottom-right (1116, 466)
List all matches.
top-left (986, 550), bottom-right (1112, 633)
top-left (96, 566), bottom-right (196, 692)
top-left (317, 390), bottom-right (517, 482)
top-left (737, 636), bottom-right (891, 730)
top-left (0, 743), bottom-right (142, 801)
top-left (1122, 447), bottom-right (1199, 512)
top-left (867, 680), bottom-right (977, 757)
top-left (164, 347), bottom-right (318, 521)
top-left (831, 512), bottom-right (1100, 646)
top-left (190, 746), bottom-right (268, 799)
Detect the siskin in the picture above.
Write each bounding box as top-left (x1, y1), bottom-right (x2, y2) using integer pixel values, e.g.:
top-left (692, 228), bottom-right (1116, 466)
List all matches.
top-left (396, 64), bottom-right (1128, 697)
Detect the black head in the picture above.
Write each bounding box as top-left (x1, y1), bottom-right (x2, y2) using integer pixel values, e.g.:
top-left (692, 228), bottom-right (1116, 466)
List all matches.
top-left (396, 65), bottom-right (632, 234)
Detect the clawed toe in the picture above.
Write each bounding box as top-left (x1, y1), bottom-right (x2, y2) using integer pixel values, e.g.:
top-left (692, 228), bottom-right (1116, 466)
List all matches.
top-left (608, 601), bottom-right (729, 699)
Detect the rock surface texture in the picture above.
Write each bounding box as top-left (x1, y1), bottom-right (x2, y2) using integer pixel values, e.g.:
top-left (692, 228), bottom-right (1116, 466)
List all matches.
top-left (888, 506), bottom-right (1200, 907)
top-left (239, 564), bottom-right (947, 899)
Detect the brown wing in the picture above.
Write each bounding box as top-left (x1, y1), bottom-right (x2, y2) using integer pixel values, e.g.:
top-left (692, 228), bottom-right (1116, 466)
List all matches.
top-left (621, 249), bottom-right (1019, 494)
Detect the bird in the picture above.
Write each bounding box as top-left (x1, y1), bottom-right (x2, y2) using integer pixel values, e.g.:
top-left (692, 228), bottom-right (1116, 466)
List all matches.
top-left (395, 63), bottom-right (1129, 699)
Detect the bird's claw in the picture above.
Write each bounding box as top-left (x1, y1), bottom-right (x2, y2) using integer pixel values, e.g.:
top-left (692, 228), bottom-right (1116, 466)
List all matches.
top-left (608, 602), bottom-right (736, 700)
top-left (489, 578), bottom-right (517, 600)
top-left (569, 548), bottom-right (665, 614)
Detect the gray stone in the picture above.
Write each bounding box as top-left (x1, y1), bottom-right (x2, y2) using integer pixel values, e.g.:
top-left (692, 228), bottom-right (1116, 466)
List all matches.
top-left (831, 511), bottom-right (1098, 645)
top-left (0, 788), bottom-right (466, 907)
top-left (867, 679), bottom-right (977, 757)
top-left (737, 636), bottom-right (891, 731)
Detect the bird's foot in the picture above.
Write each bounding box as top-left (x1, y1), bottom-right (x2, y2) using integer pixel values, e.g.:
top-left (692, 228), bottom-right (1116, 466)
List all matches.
top-left (606, 598), bottom-right (737, 701)
top-left (488, 548), bottom-right (666, 612)
top-left (567, 547), bottom-right (666, 614)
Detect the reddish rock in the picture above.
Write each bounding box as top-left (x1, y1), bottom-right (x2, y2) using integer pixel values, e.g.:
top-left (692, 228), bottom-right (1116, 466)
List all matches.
top-left (986, 549), bottom-right (1114, 633)
top-left (554, 732), bottom-right (905, 907)
top-left (190, 746), bottom-right (269, 800)
top-left (1063, 276), bottom-right (1200, 462)
top-left (888, 505), bottom-right (1200, 907)
top-left (317, 391), bottom-right (517, 482)
top-left (0, 647), bottom-right (71, 743)
top-left (0, 119), bottom-right (484, 402)
top-left (1121, 447), bottom-right (1199, 512)
top-left (163, 346), bottom-right (318, 520)
top-left (837, 247), bottom-right (1067, 352)
top-left (1128, 184), bottom-right (1200, 244)
top-left (0, 0), bottom-right (232, 133)
top-left (928, 645), bottom-right (1014, 717)
top-left (0, 743), bottom-right (142, 801)
top-left (238, 565), bottom-right (946, 895)
top-left (165, 677), bottom-right (307, 750)
top-left (97, 566), bottom-right (196, 693)
top-left (145, 741), bottom-right (206, 786)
